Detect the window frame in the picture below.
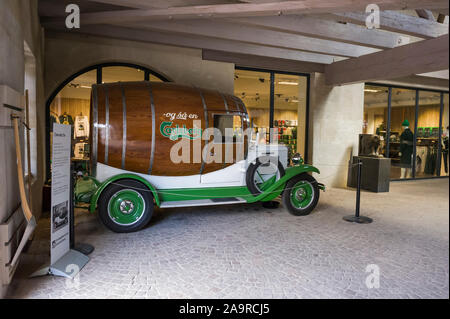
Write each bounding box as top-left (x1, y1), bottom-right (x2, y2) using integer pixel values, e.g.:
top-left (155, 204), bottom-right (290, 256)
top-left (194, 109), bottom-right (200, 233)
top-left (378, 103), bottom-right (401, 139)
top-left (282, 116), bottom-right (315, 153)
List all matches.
top-left (211, 112), bottom-right (245, 145)
top-left (234, 66), bottom-right (310, 161)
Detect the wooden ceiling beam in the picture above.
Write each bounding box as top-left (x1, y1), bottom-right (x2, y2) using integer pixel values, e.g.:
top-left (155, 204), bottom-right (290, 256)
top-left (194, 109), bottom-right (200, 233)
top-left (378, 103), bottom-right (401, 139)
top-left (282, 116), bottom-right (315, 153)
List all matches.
top-left (202, 50), bottom-right (325, 73)
top-left (415, 9), bottom-right (435, 20)
top-left (121, 19), bottom-right (378, 58)
top-left (228, 15), bottom-right (409, 49)
top-left (88, 0), bottom-right (237, 9)
top-left (41, 0), bottom-right (449, 26)
top-left (324, 34), bottom-right (449, 85)
top-left (47, 24), bottom-right (337, 64)
top-left (330, 11), bottom-right (448, 39)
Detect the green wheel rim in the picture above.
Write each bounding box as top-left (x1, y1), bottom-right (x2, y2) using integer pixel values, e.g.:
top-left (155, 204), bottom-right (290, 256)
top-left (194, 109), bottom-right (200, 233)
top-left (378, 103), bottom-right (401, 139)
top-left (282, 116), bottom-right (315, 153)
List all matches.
top-left (290, 180), bottom-right (314, 209)
top-left (108, 189), bottom-right (146, 226)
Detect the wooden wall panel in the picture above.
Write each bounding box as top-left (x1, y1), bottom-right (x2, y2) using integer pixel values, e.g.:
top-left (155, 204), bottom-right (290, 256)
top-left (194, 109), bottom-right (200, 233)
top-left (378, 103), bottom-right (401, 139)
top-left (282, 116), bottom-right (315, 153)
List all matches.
top-left (49, 97), bottom-right (90, 121)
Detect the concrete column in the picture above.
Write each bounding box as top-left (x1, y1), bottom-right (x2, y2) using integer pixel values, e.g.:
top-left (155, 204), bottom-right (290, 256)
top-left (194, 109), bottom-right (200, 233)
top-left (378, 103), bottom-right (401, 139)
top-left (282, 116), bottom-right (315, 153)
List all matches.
top-left (308, 73), bottom-right (364, 188)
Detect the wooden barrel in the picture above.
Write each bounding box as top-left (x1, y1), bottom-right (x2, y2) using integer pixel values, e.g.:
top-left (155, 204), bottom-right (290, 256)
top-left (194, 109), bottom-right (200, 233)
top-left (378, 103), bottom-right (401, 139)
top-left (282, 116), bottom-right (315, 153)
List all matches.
top-left (90, 81), bottom-right (248, 176)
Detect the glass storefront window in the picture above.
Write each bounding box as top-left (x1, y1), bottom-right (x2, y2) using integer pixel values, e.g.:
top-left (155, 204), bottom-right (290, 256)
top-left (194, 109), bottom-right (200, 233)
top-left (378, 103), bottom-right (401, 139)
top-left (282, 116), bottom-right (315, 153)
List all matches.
top-left (389, 88), bottom-right (416, 179)
top-left (102, 66), bottom-right (145, 83)
top-left (363, 84), bottom-right (448, 181)
top-left (441, 94), bottom-right (449, 176)
top-left (234, 69), bottom-right (271, 143)
top-left (274, 74), bottom-right (307, 159)
top-left (415, 91), bottom-right (441, 178)
top-left (234, 68), bottom-right (309, 163)
top-left (49, 70), bottom-right (97, 175)
top-left (149, 74), bottom-right (164, 82)
top-left (46, 64), bottom-right (168, 181)
top-left (363, 85), bottom-right (389, 158)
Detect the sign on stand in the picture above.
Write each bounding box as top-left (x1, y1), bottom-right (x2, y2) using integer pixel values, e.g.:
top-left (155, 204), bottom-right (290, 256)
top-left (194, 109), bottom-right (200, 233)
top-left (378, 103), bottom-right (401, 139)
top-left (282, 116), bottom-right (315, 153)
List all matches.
top-left (50, 124), bottom-right (71, 264)
top-left (31, 123), bottom-right (89, 279)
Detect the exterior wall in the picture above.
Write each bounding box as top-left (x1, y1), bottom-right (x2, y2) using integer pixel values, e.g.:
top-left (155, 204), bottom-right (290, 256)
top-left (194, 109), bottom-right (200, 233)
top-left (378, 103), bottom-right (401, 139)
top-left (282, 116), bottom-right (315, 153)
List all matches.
top-left (308, 73), bottom-right (364, 188)
top-left (44, 32), bottom-right (235, 101)
top-left (0, 0), bottom-right (45, 298)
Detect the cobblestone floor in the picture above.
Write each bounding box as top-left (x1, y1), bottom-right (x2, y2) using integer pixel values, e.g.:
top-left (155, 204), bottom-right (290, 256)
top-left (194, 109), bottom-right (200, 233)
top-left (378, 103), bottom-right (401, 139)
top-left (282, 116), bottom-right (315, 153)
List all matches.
top-left (5, 179), bottom-right (449, 299)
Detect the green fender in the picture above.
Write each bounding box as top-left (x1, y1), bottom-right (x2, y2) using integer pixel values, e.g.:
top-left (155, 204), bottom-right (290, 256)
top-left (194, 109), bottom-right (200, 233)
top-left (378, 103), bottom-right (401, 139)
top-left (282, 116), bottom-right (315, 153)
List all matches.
top-left (247, 164), bottom-right (320, 203)
top-left (89, 174), bottom-right (160, 212)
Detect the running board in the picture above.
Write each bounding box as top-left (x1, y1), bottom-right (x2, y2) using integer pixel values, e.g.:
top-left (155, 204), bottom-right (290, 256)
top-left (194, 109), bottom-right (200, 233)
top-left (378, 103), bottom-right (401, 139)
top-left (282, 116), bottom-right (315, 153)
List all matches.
top-left (159, 197), bottom-right (247, 208)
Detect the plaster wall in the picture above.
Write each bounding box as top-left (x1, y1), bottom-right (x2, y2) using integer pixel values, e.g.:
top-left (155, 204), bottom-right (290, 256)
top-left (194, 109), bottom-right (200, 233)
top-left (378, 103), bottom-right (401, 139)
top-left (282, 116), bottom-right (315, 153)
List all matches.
top-left (44, 32), bottom-right (235, 101)
top-left (308, 73), bottom-right (364, 188)
top-left (0, 0), bottom-right (45, 298)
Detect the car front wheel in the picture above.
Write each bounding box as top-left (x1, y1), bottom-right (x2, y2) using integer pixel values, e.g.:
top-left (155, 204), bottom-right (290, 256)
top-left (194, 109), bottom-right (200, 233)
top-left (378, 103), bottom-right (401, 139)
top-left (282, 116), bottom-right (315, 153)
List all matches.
top-left (282, 173), bottom-right (319, 216)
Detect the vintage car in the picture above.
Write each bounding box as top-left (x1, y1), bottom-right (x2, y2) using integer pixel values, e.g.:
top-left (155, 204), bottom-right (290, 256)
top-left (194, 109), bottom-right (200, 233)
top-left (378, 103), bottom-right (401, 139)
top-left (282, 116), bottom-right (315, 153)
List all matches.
top-left (78, 81), bottom-right (324, 233)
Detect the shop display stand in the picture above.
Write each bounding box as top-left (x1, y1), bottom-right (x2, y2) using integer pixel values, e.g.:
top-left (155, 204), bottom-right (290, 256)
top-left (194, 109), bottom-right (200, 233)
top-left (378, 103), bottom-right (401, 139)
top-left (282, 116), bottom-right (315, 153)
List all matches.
top-left (343, 159), bottom-right (373, 224)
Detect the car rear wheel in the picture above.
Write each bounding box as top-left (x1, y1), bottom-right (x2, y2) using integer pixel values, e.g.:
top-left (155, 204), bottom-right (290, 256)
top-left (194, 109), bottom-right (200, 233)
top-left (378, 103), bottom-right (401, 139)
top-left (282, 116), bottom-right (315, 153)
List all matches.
top-left (98, 179), bottom-right (153, 233)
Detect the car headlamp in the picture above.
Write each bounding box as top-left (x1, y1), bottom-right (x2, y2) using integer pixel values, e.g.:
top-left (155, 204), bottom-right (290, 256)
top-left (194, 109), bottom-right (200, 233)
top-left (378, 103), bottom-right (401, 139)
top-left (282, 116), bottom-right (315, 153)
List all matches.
top-left (291, 153), bottom-right (303, 165)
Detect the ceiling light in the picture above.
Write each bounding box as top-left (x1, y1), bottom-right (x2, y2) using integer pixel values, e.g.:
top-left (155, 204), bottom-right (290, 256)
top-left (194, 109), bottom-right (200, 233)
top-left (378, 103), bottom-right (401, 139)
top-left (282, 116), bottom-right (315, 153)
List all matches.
top-left (291, 99), bottom-right (299, 103)
top-left (278, 81), bottom-right (298, 85)
top-left (364, 89), bottom-right (381, 93)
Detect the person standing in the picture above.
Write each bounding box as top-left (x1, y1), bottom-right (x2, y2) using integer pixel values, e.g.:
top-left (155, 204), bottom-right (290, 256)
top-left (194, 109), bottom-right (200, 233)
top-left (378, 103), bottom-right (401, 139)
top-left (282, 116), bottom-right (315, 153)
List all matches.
top-left (399, 119), bottom-right (414, 179)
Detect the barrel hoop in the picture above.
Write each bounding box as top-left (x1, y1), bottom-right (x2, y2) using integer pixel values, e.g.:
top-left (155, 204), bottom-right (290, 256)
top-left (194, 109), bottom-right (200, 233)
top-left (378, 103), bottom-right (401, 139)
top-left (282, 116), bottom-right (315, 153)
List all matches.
top-left (92, 84), bottom-right (98, 177)
top-left (147, 82), bottom-right (156, 175)
top-left (232, 97), bottom-right (241, 113)
top-left (120, 83), bottom-right (127, 170)
top-left (219, 92), bottom-right (229, 114)
top-left (219, 92), bottom-right (229, 169)
top-left (104, 85), bottom-right (110, 165)
top-left (198, 88), bottom-right (208, 175)
top-left (239, 100), bottom-right (248, 115)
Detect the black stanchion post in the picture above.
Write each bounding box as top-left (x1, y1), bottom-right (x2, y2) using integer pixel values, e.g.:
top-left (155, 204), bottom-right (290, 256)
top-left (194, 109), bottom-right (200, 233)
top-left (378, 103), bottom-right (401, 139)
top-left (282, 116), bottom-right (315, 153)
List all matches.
top-left (70, 162), bottom-right (75, 249)
top-left (71, 162), bottom-right (95, 256)
top-left (343, 158), bottom-right (373, 224)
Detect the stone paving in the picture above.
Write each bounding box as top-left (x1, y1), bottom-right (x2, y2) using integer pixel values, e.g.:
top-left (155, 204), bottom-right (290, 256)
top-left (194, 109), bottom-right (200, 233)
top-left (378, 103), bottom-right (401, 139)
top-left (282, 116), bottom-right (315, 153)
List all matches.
top-left (5, 179), bottom-right (449, 299)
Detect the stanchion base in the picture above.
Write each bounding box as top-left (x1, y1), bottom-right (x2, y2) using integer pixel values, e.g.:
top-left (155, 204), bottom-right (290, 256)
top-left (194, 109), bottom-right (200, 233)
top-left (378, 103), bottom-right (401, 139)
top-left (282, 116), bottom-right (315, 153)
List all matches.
top-left (30, 249), bottom-right (89, 279)
top-left (74, 243), bottom-right (94, 255)
top-left (343, 215), bottom-right (373, 224)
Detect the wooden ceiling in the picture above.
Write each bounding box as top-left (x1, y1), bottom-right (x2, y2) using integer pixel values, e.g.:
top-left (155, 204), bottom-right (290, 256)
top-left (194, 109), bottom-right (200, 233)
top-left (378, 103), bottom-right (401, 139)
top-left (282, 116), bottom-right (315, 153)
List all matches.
top-left (38, 0), bottom-right (449, 86)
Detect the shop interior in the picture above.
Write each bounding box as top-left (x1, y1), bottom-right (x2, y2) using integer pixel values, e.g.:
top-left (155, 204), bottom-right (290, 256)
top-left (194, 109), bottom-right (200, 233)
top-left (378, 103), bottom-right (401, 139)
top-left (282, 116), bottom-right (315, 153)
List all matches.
top-left (233, 68), bottom-right (308, 161)
top-left (364, 85), bottom-right (449, 180)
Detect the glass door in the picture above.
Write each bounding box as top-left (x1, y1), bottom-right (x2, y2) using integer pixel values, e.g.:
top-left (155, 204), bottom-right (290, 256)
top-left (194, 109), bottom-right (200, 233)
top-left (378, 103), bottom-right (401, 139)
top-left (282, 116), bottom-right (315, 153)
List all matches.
top-left (234, 69), bottom-right (271, 144)
top-left (415, 91), bottom-right (442, 178)
top-left (441, 94), bottom-right (449, 176)
top-left (389, 88), bottom-right (416, 179)
top-left (274, 74), bottom-right (307, 162)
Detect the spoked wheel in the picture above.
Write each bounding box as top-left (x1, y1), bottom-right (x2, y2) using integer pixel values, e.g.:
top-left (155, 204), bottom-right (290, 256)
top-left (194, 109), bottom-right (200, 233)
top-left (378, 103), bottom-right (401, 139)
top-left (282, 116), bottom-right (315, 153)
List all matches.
top-left (98, 179), bottom-right (153, 233)
top-left (282, 173), bottom-right (319, 216)
top-left (246, 156), bottom-right (285, 196)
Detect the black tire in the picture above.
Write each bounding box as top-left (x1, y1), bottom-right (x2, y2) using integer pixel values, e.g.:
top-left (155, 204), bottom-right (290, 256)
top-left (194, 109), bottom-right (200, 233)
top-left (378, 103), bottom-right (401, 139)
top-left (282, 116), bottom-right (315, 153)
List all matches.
top-left (282, 173), bottom-right (319, 216)
top-left (98, 179), bottom-right (153, 233)
top-left (246, 156), bottom-right (285, 196)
